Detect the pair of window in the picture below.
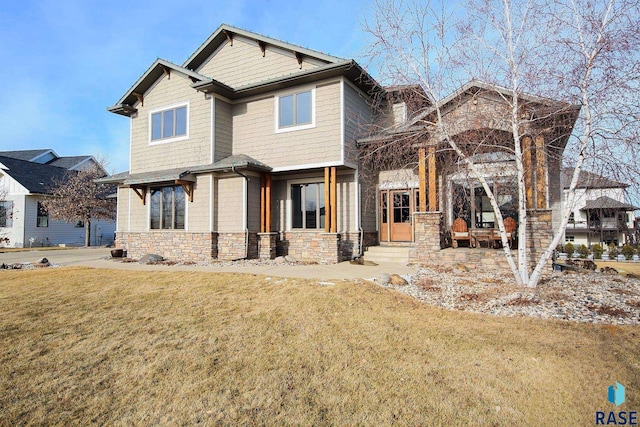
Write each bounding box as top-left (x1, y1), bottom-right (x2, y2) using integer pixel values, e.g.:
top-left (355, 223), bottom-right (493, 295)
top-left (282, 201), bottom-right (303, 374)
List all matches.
top-left (151, 105), bottom-right (187, 142)
top-left (0, 201), bottom-right (12, 228)
top-left (277, 89), bottom-right (314, 131)
top-left (150, 186), bottom-right (185, 230)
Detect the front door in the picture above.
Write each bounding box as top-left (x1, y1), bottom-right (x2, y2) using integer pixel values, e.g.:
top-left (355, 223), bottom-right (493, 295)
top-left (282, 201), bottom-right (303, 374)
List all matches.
top-left (391, 190), bottom-right (412, 241)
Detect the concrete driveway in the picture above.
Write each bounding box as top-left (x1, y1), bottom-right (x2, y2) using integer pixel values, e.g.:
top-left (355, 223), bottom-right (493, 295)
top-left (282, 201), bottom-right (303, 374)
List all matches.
top-left (0, 247), bottom-right (417, 281)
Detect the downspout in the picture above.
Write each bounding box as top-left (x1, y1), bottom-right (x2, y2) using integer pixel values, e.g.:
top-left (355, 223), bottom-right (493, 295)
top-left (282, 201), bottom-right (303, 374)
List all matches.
top-left (231, 164), bottom-right (249, 259)
top-left (355, 169), bottom-right (364, 259)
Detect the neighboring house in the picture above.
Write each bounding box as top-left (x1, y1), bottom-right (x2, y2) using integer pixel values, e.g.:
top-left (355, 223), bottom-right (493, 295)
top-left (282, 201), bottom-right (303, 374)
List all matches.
top-left (561, 168), bottom-right (638, 247)
top-left (104, 24), bottom-right (581, 265)
top-left (0, 150), bottom-right (116, 247)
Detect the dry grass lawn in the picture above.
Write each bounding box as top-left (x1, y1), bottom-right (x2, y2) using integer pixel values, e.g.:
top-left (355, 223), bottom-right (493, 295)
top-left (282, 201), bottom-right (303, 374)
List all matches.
top-left (0, 267), bottom-right (638, 426)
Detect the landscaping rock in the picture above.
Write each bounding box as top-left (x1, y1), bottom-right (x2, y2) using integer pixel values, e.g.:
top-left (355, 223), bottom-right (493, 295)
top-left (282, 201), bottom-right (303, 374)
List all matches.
top-left (139, 254), bottom-right (164, 264)
top-left (600, 266), bottom-right (618, 274)
top-left (377, 273), bottom-right (391, 285)
top-left (274, 256), bottom-right (287, 265)
top-left (37, 257), bottom-right (49, 264)
top-left (284, 255), bottom-right (298, 263)
top-left (390, 274), bottom-right (409, 286)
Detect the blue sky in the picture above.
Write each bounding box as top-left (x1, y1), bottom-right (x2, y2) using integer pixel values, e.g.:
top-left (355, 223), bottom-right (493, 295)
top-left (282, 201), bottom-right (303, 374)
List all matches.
top-left (0, 0), bottom-right (373, 174)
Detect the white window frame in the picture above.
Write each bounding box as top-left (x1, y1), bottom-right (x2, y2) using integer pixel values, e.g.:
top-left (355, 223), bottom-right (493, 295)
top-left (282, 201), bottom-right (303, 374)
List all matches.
top-left (286, 177), bottom-right (325, 231)
top-left (148, 102), bottom-right (190, 145)
top-left (275, 87), bottom-right (316, 133)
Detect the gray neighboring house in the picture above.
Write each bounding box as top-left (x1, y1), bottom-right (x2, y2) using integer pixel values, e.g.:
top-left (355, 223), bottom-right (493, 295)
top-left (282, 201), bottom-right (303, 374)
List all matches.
top-left (0, 149), bottom-right (116, 248)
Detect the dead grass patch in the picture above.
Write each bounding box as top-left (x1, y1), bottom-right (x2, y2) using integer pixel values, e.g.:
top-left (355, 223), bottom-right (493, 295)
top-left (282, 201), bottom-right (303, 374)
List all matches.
top-left (508, 296), bottom-right (540, 306)
top-left (414, 277), bottom-right (441, 292)
top-left (0, 267), bottom-right (638, 425)
top-left (588, 304), bottom-right (629, 317)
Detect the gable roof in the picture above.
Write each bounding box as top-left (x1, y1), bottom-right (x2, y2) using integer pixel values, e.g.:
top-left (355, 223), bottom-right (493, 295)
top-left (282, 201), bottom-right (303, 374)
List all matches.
top-left (561, 167), bottom-right (627, 189)
top-left (47, 156), bottom-right (94, 170)
top-left (0, 149), bottom-right (54, 162)
top-left (108, 25), bottom-right (382, 117)
top-left (0, 155), bottom-right (71, 195)
top-left (184, 24), bottom-right (343, 71)
top-left (108, 58), bottom-right (213, 115)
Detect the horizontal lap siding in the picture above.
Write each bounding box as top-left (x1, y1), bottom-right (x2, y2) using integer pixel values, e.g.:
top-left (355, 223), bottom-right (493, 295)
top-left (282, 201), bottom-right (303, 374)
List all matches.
top-left (343, 83), bottom-right (373, 166)
top-left (197, 38), bottom-right (321, 88)
top-left (215, 99), bottom-right (233, 162)
top-left (128, 189), bottom-right (148, 231)
top-left (232, 81), bottom-right (342, 169)
top-left (189, 174), bottom-right (211, 232)
top-left (130, 73), bottom-right (211, 174)
top-left (216, 176), bottom-right (243, 232)
top-left (116, 187), bottom-right (129, 232)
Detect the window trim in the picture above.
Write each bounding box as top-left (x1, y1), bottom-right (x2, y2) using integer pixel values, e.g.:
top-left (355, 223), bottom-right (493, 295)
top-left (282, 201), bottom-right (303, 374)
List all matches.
top-left (286, 178), bottom-right (325, 231)
top-left (148, 102), bottom-right (190, 145)
top-left (275, 87), bottom-right (316, 133)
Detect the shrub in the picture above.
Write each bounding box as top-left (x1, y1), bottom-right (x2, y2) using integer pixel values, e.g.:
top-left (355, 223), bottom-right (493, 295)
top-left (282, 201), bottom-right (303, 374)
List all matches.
top-left (608, 244), bottom-right (619, 259)
top-left (556, 244), bottom-right (564, 253)
top-left (621, 245), bottom-right (634, 260)
top-left (564, 242), bottom-right (574, 257)
top-left (591, 244), bottom-right (604, 260)
top-left (577, 244), bottom-right (589, 259)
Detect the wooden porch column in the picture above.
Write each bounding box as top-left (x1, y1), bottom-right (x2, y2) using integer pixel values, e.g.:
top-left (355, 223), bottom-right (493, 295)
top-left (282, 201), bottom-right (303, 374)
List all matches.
top-left (324, 167), bottom-right (331, 232)
top-left (260, 172), bottom-right (272, 233)
top-left (418, 147), bottom-right (426, 212)
top-left (535, 135), bottom-right (547, 209)
top-left (260, 174), bottom-right (266, 233)
top-left (428, 145), bottom-right (437, 211)
top-left (522, 136), bottom-right (534, 209)
top-left (330, 166), bottom-right (337, 233)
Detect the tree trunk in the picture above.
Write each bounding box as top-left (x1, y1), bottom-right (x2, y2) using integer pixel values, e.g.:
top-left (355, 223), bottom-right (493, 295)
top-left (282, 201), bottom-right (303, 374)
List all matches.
top-left (85, 219), bottom-right (91, 247)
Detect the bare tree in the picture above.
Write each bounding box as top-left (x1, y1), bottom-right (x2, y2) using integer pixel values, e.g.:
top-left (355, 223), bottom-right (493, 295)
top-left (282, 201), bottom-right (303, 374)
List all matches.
top-left (42, 165), bottom-right (116, 247)
top-left (362, 0), bottom-right (640, 287)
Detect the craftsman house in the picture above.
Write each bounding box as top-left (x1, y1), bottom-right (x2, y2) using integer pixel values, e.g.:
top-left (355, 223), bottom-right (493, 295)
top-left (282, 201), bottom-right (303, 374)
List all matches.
top-left (104, 24), bottom-right (380, 262)
top-left (561, 168), bottom-right (638, 247)
top-left (105, 24), bottom-right (581, 264)
top-left (0, 149), bottom-right (116, 247)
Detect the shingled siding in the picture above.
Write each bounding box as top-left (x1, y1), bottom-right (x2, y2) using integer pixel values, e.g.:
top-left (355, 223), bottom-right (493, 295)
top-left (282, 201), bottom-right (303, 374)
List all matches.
top-left (116, 231), bottom-right (217, 262)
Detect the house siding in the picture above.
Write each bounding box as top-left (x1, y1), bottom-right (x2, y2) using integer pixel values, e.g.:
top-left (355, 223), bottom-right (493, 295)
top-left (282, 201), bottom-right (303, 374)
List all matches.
top-left (232, 80), bottom-right (342, 169)
top-left (130, 72), bottom-right (212, 174)
top-left (216, 175), bottom-right (244, 232)
top-left (189, 174), bottom-right (212, 232)
top-left (343, 81), bottom-right (373, 166)
top-left (215, 99), bottom-right (233, 162)
top-left (197, 37), bottom-right (323, 89)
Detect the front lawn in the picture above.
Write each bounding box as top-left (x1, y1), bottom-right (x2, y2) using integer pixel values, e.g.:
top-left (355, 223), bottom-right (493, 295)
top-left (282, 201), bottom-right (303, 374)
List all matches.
top-left (0, 268), bottom-right (638, 425)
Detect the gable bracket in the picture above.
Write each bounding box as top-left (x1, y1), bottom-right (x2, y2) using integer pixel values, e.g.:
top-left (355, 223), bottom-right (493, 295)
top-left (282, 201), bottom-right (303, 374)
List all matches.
top-left (294, 51), bottom-right (303, 69)
top-left (133, 92), bottom-right (144, 107)
top-left (258, 41), bottom-right (267, 57)
top-left (131, 185), bottom-right (146, 205)
top-left (223, 29), bottom-right (234, 46)
top-left (160, 64), bottom-right (171, 79)
top-left (176, 180), bottom-right (194, 202)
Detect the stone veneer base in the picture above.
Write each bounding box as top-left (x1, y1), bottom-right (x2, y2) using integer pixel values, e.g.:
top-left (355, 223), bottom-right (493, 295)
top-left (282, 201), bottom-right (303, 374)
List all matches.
top-left (116, 231), bottom-right (217, 262)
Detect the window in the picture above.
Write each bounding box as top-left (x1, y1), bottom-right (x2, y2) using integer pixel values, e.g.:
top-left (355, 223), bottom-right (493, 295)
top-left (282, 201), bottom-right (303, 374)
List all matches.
top-left (75, 220), bottom-right (85, 228)
top-left (37, 202), bottom-right (48, 227)
top-left (291, 183), bottom-right (325, 229)
top-left (150, 186), bottom-right (185, 230)
top-left (0, 201), bottom-right (12, 228)
top-left (568, 212), bottom-right (575, 224)
top-left (276, 89), bottom-right (314, 131)
top-left (565, 235), bottom-right (575, 242)
top-left (150, 104), bottom-right (188, 142)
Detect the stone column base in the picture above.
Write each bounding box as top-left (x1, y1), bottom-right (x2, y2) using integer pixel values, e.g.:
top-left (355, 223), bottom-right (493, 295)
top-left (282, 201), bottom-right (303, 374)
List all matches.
top-left (258, 232), bottom-right (277, 260)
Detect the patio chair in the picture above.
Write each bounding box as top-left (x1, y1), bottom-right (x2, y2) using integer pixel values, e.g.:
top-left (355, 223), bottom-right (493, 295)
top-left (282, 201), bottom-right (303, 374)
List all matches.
top-left (504, 216), bottom-right (516, 248)
top-left (452, 218), bottom-right (474, 248)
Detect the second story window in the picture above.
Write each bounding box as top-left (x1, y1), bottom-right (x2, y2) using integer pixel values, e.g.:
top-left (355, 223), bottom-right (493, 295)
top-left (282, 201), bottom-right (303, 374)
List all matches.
top-left (150, 104), bottom-right (188, 143)
top-left (276, 88), bottom-right (315, 132)
top-left (37, 202), bottom-right (48, 228)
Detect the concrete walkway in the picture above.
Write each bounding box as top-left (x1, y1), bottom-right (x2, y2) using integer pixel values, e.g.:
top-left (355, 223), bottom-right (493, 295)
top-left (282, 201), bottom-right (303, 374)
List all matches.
top-left (0, 247), bottom-right (418, 281)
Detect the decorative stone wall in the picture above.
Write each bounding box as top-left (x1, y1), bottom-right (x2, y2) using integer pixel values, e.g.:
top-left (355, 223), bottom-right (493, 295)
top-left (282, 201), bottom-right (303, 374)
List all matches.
top-left (217, 232), bottom-right (258, 260)
top-left (258, 233), bottom-right (277, 260)
top-left (116, 232), bottom-right (216, 262)
top-left (277, 231), bottom-right (342, 264)
top-left (410, 212), bottom-right (444, 263)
